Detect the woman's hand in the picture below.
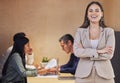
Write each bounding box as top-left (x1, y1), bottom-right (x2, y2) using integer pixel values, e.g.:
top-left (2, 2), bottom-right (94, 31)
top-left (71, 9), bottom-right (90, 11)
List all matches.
top-left (37, 68), bottom-right (58, 75)
top-left (97, 46), bottom-right (113, 54)
top-left (37, 69), bottom-right (48, 75)
top-left (48, 66), bottom-right (59, 74)
top-left (49, 66), bottom-right (58, 72)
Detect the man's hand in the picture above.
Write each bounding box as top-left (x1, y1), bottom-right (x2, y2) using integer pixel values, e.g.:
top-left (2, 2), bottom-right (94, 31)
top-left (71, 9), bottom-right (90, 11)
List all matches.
top-left (48, 66), bottom-right (59, 74)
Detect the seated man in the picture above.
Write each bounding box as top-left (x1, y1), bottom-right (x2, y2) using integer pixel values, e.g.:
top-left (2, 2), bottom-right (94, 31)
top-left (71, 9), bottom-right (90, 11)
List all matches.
top-left (57, 34), bottom-right (80, 75)
top-left (38, 34), bottom-right (80, 75)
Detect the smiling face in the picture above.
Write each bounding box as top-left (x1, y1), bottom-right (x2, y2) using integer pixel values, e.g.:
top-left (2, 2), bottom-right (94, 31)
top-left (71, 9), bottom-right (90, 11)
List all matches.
top-left (24, 42), bottom-right (32, 55)
top-left (60, 40), bottom-right (72, 54)
top-left (87, 4), bottom-right (103, 24)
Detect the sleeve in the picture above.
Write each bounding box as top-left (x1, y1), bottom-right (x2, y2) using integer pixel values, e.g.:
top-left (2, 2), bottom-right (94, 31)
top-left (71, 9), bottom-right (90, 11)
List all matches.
top-left (60, 55), bottom-right (79, 74)
top-left (73, 29), bottom-right (99, 58)
top-left (12, 53), bottom-right (37, 77)
top-left (26, 53), bottom-right (34, 65)
top-left (90, 28), bottom-right (115, 60)
top-left (60, 55), bottom-right (73, 69)
top-left (60, 67), bottom-right (75, 74)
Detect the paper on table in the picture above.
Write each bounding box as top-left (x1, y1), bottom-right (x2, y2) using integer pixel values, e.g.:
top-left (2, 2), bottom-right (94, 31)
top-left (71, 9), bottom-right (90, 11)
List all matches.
top-left (36, 74), bottom-right (58, 78)
top-left (45, 58), bottom-right (57, 69)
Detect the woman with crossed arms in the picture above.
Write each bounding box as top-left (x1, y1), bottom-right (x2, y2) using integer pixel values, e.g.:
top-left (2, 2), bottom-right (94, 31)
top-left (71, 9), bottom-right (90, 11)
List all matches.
top-left (73, 1), bottom-right (115, 83)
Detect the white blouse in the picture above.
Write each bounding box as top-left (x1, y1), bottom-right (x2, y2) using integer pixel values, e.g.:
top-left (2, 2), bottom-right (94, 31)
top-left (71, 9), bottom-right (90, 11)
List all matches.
top-left (90, 39), bottom-right (99, 49)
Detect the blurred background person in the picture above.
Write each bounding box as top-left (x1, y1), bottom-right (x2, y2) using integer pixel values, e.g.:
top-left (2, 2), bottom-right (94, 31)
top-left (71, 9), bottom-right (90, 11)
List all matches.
top-left (39, 34), bottom-right (80, 75)
top-left (3, 32), bottom-right (34, 66)
top-left (1, 35), bottom-right (37, 83)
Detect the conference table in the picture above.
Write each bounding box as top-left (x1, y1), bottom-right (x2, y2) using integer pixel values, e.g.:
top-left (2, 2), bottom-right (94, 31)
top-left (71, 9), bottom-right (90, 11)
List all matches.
top-left (27, 73), bottom-right (75, 83)
top-left (27, 77), bottom-right (74, 83)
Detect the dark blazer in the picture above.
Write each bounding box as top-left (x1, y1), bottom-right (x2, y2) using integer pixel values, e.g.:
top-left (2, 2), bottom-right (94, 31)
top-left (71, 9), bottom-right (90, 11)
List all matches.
top-left (60, 53), bottom-right (80, 75)
top-left (73, 27), bottom-right (115, 79)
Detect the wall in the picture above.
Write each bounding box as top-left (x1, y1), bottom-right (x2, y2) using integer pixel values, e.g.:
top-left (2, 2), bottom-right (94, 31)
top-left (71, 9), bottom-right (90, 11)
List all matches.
top-left (105, 0), bottom-right (120, 31)
top-left (0, 0), bottom-right (119, 65)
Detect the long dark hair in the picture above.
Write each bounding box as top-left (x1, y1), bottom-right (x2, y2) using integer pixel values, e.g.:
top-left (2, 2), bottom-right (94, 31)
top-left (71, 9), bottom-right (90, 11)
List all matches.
top-left (2, 36), bottom-right (29, 76)
top-left (80, 1), bottom-right (107, 28)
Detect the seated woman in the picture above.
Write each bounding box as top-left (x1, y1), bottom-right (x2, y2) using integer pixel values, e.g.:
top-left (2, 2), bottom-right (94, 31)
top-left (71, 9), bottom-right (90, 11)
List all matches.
top-left (1, 35), bottom-right (37, 83)
top-left (4, 32), bottom-right (34, 66)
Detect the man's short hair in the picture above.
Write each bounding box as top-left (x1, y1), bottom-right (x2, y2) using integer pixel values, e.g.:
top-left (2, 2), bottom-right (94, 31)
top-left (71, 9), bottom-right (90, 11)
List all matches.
top-left (59, 34), bottom-right (74, 44)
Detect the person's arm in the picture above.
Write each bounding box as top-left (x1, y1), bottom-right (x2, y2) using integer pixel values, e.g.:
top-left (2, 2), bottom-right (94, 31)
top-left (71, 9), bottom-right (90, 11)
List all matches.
top-left (37, 68), bottom-right (49, 75)
top-left (91, 28), bottom-right (115, 60)
top-left (74, 28), bottom-right (115, 61)
top-left (26, 53), bottom-right (34, 65)
top-left (51, 61), bottom-right (72, 74)
top-left (60, 54), bottom-right (73, 69)
top-left (12, 53), bottom-right (37, 77)
top-left (25, 48), bottom-right (34, 65)
top-left (73, 29), bottom-right (98, 58)
top-left (46, 55), bottom-right (76, 74)
top-left (60, 57), bottom-right (79, 75)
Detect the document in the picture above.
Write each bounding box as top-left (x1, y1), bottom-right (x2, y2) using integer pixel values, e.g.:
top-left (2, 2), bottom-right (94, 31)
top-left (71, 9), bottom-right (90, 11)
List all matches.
top-left (45, 58), bottom-right (57, 69)
top-left (36, 74), bottom-right (58, 78)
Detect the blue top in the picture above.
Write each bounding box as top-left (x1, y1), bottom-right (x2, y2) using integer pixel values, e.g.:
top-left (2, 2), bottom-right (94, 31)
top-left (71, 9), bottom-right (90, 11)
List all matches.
top-left (60, 53), bottom-right (80, 75)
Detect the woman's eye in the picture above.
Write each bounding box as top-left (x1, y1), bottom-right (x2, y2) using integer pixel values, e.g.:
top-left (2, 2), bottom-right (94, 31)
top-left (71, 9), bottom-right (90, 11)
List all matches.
top-left (95, 9), bottom-right (101, 12)
top-left (88, 9), bottom-right (93, 12)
